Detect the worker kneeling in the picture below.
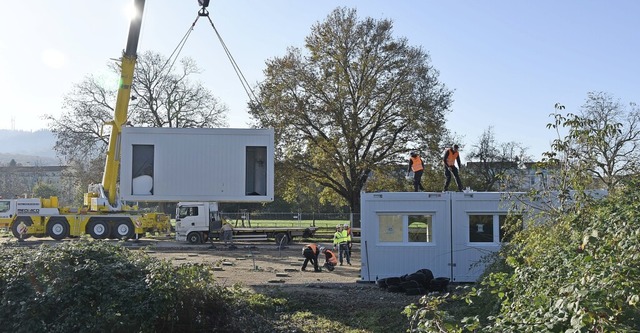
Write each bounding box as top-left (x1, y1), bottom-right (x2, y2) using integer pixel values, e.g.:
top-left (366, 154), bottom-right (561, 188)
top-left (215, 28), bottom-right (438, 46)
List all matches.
top-left (301, 243), bottom-right (321, 272)
top-left (321, 247), bottom-right (338, 272)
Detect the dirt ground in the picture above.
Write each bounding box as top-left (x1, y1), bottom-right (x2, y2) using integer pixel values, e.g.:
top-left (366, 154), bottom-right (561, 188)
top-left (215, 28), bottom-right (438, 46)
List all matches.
top-left (145, 240), bottom-right (364, 286)
top-left (141, 238), bottom-right (425, 332)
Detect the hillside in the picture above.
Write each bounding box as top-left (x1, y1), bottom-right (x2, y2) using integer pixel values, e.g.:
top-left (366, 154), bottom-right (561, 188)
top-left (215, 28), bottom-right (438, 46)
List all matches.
top-left (0, 129), bottom-right (60, 166)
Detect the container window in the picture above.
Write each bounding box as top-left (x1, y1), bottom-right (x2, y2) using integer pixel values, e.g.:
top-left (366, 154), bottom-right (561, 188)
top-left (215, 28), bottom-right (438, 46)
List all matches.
top-left (131, 145), bottom-right (154, 195)
top-left (469, 214), bottom-right (494, 243)
top-left (378, 215), bottom-right (403, 242)
top-left (246, 146), bottom-right (267, 196)
top-left (499, 214), bottom-right (522, 243)
top-left (408, 215), bottom-right (433, 243)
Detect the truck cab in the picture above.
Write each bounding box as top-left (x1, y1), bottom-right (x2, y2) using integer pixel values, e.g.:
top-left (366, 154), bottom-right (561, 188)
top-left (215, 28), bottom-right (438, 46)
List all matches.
top-left (0, 199), bottom-right (14, 229)
top-left (175, 202), bottom-right (221, 244)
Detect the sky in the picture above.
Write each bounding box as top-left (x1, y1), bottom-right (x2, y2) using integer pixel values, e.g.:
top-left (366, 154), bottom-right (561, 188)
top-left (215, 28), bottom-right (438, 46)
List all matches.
top-left (0, 0), bottom-right (638, 161)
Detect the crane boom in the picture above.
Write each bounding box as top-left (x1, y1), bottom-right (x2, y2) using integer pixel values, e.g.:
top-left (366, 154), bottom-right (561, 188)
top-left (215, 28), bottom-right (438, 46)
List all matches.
top-left (101, 0), bottom-right (146, 208)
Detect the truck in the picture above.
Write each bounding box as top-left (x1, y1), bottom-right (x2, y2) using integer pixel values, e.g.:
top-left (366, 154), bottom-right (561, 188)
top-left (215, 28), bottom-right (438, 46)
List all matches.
top-left (175, 202), bottom-right (317, 245)
top-left (4, 0), bottom-right (170, 240)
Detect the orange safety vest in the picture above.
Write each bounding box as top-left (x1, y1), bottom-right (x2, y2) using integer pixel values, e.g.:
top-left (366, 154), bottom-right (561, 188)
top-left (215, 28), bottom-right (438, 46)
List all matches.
top-left (445, 149), bottom-right (459, 167)
top-left (325, 250), bottom-right (338, 265)
top-left (306, 243), bottom-right (319, 254)
top-left (410, 156), bottom-right (424, 172)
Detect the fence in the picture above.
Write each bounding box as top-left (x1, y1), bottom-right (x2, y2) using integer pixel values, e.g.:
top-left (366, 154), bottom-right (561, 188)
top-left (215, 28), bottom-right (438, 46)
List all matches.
top-left (219, 211), bottom-right (361, 229)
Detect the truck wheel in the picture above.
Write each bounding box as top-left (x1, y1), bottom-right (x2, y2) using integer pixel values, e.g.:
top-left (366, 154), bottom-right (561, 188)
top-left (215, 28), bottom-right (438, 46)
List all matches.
top-left (11, 217), bottom-right (33, 239)
top-left (112, 219), bottom-right (135, 240)
top-left (47, 218), bottom-right (70, 240)
top-left (275, 233), bottom-right (290, 245)
top-left (87, 220), bottom-right (110, 240)
top-left (187, 232), bottom-right (202, 244)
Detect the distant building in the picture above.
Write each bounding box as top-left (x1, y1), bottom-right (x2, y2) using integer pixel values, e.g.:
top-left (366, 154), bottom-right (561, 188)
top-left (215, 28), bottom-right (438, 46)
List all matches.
top-left (464, 161), bottom-right (561, 191)
top-left (0, 165), bottom-right (69, 199)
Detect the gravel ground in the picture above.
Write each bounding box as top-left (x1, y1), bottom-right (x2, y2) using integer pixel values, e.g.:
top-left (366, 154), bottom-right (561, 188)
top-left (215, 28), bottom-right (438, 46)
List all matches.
top-left (142, 239), bottom-right (425, 333)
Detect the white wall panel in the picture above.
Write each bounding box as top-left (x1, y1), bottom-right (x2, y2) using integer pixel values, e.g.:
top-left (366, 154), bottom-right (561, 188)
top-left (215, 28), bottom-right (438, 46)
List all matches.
top-left (119, 127), bottom-right (274, 202)
top-left (361, 192), bottom-right (451, 282)
top-left (361, 191), bottom-right (526, 283)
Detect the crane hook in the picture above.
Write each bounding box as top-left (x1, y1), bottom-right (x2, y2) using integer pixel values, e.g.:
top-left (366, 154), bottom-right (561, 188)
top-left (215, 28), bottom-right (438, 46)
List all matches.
top-left (198, 0), bottom-right (210, 16)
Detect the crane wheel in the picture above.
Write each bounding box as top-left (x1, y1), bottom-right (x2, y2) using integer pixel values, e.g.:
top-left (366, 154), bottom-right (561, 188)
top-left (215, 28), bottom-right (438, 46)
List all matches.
top-left (11, 217), bottom-right (33, 240)
top-left (112, 219), bottom-right (135, 240)
top-left (47, 218), bottom-right (70, 240)
top-left (87, 219), bottom-right (111, 240)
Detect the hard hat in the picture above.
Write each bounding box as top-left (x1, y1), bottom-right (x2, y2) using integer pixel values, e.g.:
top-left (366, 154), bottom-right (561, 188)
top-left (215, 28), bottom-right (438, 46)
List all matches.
top-left (319, 246), bottom-right (326, 252)
top-left (336, 224), bottom-right (342, 229)
top-left (410, 151), bottom-right (417, 156)
top-left (343, 223), bottom-right (349, 228)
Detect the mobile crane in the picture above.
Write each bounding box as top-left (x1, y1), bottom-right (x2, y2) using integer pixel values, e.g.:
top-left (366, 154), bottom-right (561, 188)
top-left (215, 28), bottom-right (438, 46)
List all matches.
top-left (4, 0), bottom-right (169, 240)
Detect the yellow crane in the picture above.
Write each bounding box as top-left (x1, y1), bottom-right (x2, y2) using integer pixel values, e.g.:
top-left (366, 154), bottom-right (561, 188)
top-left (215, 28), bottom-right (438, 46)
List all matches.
top-left (4, 0), bottom-right (169, 240)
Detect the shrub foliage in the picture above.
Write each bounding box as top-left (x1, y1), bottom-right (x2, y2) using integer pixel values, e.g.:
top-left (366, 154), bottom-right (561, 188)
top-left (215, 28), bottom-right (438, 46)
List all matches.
top-left (0, 240), bottom-right (272, 333)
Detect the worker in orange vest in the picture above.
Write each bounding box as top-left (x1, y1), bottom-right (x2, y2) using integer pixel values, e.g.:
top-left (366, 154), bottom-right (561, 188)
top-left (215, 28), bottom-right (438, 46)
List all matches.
top-left (443, 144), bottom-right (464, 191)
top-left (301, 243), bottom-right (321, 272)
top-left (321, 247), bottom-right (338, 272)
top-left (407, 151), bottom-right (425, 192)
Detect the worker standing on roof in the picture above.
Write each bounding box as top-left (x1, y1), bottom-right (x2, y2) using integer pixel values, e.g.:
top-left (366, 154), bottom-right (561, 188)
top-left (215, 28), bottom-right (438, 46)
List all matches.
top-left (301, 243), bottom-right (321, 272)
top-left (333, 224), bottom-right (351, 266)
top-left (407, 151), bottom-right (426, 192)
top-left (443, 144), bottom-right (464, 192)
top-left (321, 247), bottom-right (338, 271)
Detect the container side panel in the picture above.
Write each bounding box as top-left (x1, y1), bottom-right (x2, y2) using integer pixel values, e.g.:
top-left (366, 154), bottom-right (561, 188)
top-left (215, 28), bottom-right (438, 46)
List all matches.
top-left (120, 128), bottom-right (274, 202)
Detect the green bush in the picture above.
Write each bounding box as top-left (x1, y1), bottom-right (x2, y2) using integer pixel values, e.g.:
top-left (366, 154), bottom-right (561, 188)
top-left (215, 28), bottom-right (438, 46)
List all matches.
top-left (0, 240), bottom-right (274, 333)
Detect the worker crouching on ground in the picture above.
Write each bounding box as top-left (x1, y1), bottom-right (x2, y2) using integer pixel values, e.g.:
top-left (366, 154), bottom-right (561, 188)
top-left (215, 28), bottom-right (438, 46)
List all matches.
top-left (333, 224), bottom-right (351, 266)
top-left (301, 243), bottom-right (321, 272)
top-left (321, 247), bottom-right (338, 272)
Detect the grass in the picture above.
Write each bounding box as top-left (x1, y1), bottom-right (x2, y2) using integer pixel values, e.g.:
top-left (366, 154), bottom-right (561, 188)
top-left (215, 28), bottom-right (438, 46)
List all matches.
top-left (258, 288), bottom-right (411, 333)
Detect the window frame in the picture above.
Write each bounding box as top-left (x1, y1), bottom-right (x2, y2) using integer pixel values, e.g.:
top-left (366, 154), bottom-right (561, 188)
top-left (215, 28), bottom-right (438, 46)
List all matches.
top-left (466, 212), bottom-right (522, 244)
top-left (376, 212), bottom-right (436, 246)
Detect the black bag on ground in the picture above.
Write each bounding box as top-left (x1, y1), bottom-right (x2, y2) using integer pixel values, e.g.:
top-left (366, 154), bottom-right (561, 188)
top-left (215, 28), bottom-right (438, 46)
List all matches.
top-left (429, 277), bottom-right (450, 292)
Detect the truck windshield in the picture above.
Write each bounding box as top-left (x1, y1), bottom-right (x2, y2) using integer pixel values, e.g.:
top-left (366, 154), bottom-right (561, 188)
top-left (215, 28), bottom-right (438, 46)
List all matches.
top-left (178, 206), bottom-right (199, 218)
top-left (0, 200), bottom-right (9, 213)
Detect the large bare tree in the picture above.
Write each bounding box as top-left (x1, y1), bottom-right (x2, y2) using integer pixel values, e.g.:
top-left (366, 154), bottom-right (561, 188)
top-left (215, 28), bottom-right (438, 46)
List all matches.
top-left (45, 51), bottom-right (228, 203)
top-left (541, 92), bottom-right (639, 209)
top-left (249, 8), bottom-right (453, 213)
top-left (465, 126), bottom-right (531, 191)
top-left (572, 92), bottom-right (639, 191)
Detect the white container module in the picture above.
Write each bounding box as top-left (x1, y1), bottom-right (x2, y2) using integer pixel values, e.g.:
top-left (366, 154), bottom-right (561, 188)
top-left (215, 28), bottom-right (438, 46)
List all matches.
top-left (119, 127), bottom-right (274, 202)
top-left (360, 191), bottom-right (527, 283)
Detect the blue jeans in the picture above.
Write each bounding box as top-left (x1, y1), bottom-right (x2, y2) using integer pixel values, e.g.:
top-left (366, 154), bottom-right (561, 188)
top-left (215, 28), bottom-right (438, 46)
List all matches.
top-left (338, 243), bottom-right (351, 264)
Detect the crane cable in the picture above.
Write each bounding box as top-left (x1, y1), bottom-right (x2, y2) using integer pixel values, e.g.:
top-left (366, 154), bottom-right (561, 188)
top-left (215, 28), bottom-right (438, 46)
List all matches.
top-left (201, 13), bottom-right (262, 108)
top-left (160, 5), bottom-right (263, 110)
top-left (157, 15), bottom-right (201, 78)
